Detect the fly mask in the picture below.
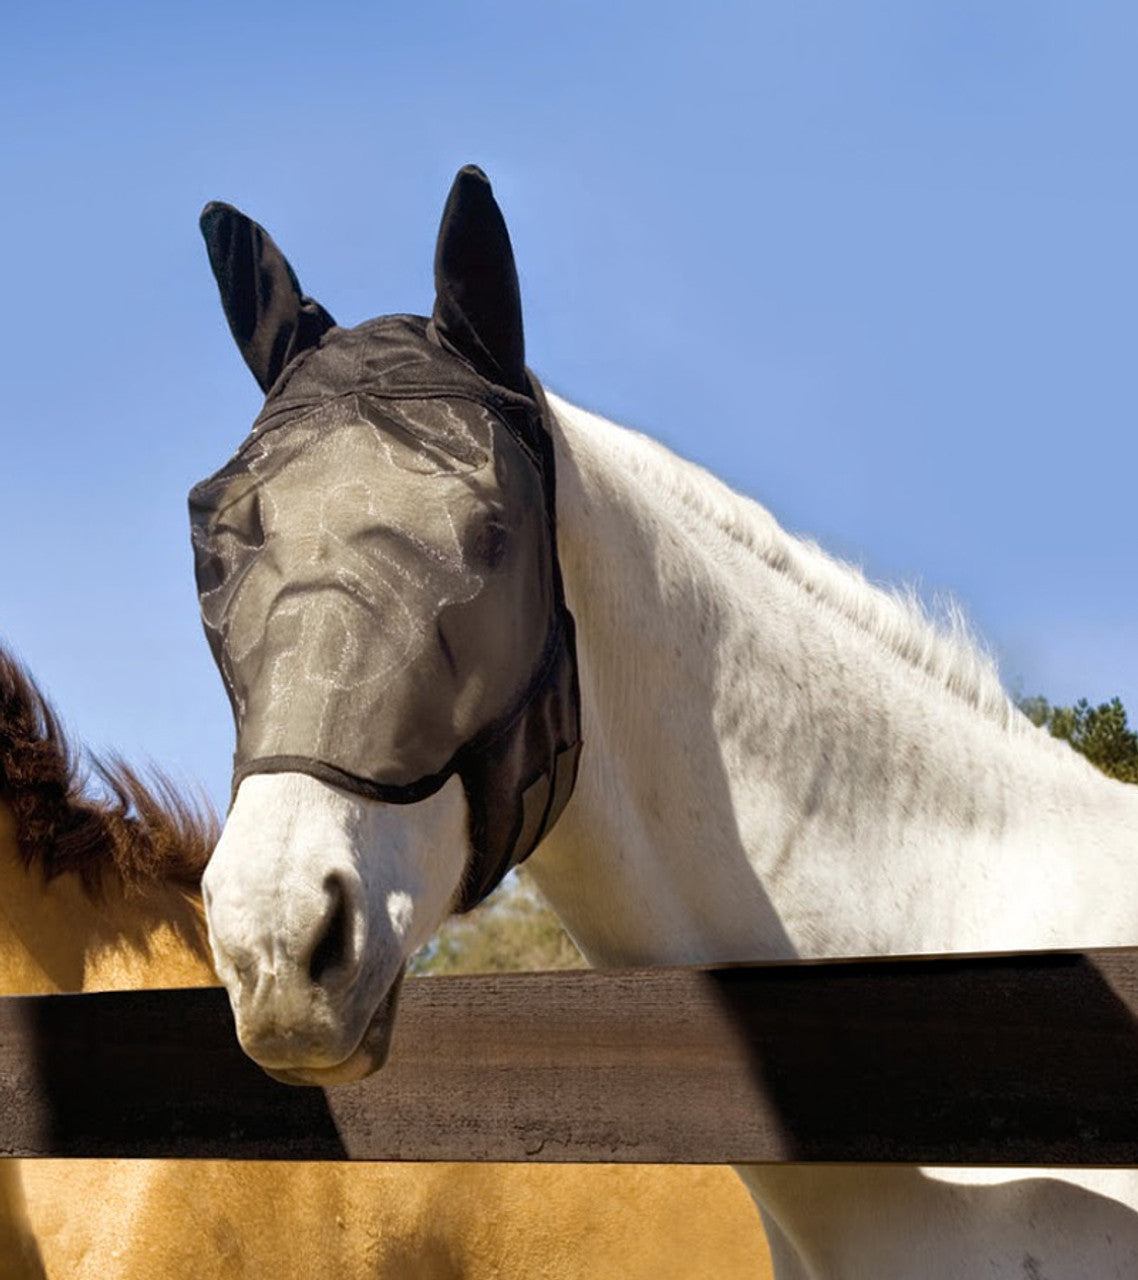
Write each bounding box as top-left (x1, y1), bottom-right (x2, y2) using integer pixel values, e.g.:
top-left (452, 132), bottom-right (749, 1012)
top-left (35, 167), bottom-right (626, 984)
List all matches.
top-left (191, 167), bottom-right (581, 911)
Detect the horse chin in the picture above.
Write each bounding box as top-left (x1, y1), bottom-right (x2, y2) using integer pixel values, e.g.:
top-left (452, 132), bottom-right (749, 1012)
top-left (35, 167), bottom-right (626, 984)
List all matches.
top-left (261, 966), bottom-right (407, 1088)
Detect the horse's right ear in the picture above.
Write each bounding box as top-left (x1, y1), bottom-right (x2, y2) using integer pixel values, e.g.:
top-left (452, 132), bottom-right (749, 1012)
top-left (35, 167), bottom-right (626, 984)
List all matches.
top-left (199, 203), bottom-right (336, 394)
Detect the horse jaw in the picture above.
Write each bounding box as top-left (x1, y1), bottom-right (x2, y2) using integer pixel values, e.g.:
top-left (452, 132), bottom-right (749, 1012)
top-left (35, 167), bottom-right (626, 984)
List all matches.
top-left (201, 772), bottom-right (470, 1085)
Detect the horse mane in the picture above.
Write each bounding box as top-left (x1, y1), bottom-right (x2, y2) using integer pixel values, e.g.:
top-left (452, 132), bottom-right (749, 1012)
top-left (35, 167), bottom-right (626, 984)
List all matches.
top-left (0, 646), bottom-right (218, 895)
top-left (552, 394), bottom-right (1019, 731)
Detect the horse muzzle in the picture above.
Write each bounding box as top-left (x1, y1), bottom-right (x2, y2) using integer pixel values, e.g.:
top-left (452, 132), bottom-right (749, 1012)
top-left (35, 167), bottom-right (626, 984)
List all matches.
top-left (201, 771), bottom-right (471, 1086)
top-left (257, 968), bottom-right (407, 1086)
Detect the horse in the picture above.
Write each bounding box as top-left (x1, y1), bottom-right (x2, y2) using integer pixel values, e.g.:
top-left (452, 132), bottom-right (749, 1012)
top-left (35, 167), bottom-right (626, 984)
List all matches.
top-left (0, 648), bottom-right (771, 1278)
top-left (195, 165), bottom-right (1138, 1279)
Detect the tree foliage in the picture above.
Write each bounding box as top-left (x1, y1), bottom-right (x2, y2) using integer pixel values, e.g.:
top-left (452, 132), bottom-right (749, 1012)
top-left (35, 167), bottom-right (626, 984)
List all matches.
top-left (410, 873), bottom-right (585, 976)
top-left (1018, 695), bottom-right (1138, 785)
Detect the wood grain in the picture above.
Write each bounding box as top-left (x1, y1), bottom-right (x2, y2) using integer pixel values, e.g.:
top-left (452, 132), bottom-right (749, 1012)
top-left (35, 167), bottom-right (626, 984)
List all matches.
top-left (2, 948), bottom-right (1138, 1164)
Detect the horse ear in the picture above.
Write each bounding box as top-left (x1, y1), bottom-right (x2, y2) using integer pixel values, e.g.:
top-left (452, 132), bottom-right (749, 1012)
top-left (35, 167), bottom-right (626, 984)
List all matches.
top-left (429, 166), bottom-right (527, 395)
top-left (199, 202), bottom-right (336, 394)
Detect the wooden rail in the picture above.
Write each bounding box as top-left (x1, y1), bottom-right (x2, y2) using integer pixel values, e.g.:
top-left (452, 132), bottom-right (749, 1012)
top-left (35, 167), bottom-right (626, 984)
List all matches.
top-left (2, 948), bottom-right (1138, 1164)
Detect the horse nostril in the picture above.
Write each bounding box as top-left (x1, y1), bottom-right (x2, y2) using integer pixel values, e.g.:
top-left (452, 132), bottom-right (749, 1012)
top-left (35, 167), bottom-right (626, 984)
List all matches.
top-left (308, 874), bottom-right (352, 986)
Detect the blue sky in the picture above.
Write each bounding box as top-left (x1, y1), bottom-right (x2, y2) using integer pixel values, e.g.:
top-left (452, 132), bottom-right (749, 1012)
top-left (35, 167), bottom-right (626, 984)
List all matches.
top-left (2, 1), bottom-right (1135, 811)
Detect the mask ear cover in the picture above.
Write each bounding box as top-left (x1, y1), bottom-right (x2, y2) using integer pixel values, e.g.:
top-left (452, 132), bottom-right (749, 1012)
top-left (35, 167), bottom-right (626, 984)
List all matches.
top-left (429, 165), bottom-right (528, 398)
top-left (200, 202), bottom-right (336, 393)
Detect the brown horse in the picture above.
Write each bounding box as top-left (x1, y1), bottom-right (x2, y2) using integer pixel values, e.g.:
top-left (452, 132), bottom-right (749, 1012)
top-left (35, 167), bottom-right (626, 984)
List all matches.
top-left (0, 647), bottom-right (771, 1279)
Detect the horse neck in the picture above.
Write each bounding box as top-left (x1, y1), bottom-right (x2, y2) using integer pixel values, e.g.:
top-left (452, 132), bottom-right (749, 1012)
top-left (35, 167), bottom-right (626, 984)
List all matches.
top-left (0, 798), bottom-right (214, 994)
top-left (531, 394), bottom-right (1138, 966)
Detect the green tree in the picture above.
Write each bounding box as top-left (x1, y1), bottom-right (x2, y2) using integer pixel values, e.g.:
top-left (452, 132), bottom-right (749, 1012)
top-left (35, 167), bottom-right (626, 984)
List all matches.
top-left (410, 872), bottom-right (585, 976)
top-left (1018, 695), bottom-right (1138, 785)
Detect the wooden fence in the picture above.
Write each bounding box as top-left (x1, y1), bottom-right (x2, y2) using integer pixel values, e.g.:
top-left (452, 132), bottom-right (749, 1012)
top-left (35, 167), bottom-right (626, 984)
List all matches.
top-left (2, 947), bottom-right (1138, 1165)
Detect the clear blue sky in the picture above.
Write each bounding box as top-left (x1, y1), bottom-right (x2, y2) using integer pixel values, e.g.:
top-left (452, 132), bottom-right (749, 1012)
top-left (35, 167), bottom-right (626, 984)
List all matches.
top-left (2, 1), bottom-right (1135, 811)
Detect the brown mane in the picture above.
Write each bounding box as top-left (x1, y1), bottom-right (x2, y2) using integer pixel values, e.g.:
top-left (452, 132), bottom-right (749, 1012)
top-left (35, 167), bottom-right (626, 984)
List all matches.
top-left (0, 647), bottom-right (219, 894)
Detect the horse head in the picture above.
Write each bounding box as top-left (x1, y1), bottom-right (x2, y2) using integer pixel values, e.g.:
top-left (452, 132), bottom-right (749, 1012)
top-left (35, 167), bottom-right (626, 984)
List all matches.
top-left (193, 167), bottom-right (580, 1084)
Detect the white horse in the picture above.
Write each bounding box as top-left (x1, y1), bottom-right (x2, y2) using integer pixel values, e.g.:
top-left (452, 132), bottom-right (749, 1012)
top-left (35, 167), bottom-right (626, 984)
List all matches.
top-left (198, 166), bottom-right (1138, 1279)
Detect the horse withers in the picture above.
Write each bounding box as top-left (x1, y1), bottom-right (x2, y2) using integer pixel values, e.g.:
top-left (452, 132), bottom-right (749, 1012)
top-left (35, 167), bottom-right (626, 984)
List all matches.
top-left (196, 167), bottom-right (1138, 1279)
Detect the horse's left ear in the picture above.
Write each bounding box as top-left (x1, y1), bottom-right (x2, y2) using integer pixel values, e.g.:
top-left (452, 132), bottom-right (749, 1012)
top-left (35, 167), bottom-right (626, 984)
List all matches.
top-left (199, 202), bottom-right (336, 394)
top-left (429, 166), bottom-right (527, 396)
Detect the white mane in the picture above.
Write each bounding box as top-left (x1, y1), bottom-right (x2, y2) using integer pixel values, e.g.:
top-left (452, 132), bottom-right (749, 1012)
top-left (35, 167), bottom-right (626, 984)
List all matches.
top-left (546, 391), bottom-right (1018, 731)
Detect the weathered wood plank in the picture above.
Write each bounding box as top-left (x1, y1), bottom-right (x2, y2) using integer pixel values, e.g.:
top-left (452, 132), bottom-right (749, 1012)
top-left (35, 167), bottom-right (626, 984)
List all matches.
top-left (2, 948), bottom-right (1138, 1164)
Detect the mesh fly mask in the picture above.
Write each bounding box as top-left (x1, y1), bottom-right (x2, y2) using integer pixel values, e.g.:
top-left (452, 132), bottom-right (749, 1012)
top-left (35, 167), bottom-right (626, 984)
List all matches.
top-left (191, 168), bottom-right (581, 910)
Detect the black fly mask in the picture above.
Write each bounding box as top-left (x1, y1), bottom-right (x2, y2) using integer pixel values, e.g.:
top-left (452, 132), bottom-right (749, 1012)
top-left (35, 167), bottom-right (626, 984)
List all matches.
top-left (191, 167), bottom-right (581, 911)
